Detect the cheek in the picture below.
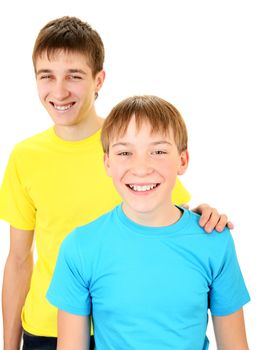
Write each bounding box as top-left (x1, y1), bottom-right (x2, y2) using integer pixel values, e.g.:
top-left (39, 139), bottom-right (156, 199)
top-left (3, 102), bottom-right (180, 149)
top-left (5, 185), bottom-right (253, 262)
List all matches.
top-left (72, 85), bottom-right (84, 96)
top-left (160, 160), bottom-right (180, 178)
top-left (111, 168), bottom-right (124, 181)
top-left (77, 82), bottom-right (94, 97)
top-left (110, 165), bottom-right (128, 183)
top-left (37, 84), bottom-right (49, 100)
top-left (105, 161), bottom-right (120, 178)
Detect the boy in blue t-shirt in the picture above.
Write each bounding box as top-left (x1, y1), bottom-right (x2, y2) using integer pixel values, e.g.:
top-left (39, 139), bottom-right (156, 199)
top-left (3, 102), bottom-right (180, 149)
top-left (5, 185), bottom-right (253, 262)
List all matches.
top-left (47, 95), bottom-right (250, 349)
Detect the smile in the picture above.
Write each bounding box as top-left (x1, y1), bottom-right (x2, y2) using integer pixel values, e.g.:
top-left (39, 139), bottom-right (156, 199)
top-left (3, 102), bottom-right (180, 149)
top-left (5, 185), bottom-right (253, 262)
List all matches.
top-left (51, 102), bottom-right (75, 111)
top-left (127, 184), bottom-right (159, 192)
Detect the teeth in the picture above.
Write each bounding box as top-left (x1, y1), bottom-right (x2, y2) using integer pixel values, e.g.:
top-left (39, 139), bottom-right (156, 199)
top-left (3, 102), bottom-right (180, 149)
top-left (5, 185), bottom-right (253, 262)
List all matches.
top-left (128, 184), bottom-right (157, 192)
top-left (53, 103), bottom-right (73, 111)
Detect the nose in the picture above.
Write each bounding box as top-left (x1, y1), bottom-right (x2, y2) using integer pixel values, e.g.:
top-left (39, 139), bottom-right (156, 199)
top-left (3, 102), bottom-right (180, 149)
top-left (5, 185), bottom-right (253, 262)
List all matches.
top-left (131, 156), bottom-right (154, 177)
top-left (52, 79), bottom-right (70, 101)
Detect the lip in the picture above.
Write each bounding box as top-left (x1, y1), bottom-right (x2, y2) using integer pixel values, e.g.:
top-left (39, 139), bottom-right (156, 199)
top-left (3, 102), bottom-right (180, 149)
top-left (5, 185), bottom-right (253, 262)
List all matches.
top-left (50, 101), bottom-right (76, 112)
top-left (125, 183), bottom-right (160, 195)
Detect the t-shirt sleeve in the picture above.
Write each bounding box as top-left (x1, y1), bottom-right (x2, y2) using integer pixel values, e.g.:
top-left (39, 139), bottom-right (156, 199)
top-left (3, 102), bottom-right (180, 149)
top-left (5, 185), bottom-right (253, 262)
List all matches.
top-left (46, 231), bottom-right (91, 316)
top-left (0, 148), bottom-right (35, 230)
top-left (172, 177), bottom-right (191, 205)
top-left (209, 231), bottom-right (250, 316)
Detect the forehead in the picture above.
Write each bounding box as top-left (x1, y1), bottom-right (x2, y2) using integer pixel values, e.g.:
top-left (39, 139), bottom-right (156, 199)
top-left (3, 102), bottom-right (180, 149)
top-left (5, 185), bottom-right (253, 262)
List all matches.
top-left (35, 50), bottom-right (91, 72)
top-left (111, 117), bottom-right (173, 143)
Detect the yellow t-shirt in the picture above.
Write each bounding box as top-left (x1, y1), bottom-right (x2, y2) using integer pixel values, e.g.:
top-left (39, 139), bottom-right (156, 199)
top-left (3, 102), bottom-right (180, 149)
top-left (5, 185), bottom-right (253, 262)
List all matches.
top-left (0, 127), bottom-right (191, 336)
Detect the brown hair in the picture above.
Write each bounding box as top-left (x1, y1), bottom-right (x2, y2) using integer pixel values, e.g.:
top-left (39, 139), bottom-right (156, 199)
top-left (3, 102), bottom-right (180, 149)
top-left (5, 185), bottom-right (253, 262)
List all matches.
top-left (101, 95), bottom-right (188, 154)
top-left (32, 16), bottom-right (104, 77)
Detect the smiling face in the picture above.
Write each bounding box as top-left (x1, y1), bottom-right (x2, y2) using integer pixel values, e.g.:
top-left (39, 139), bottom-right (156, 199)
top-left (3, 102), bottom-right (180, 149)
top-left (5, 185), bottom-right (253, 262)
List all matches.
top-left (35, 50), bottom-right (105, 131)
top-left (104, 116), bottom-right (189, 226)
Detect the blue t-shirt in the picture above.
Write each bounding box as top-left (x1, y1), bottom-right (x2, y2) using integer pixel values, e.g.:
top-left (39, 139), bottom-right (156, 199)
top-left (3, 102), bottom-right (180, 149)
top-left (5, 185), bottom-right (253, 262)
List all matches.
top-left (47, 206), bottom-right (250, 350)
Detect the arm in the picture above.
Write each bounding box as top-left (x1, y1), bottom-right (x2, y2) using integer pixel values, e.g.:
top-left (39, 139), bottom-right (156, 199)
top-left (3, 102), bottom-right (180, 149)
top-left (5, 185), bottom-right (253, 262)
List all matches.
top-left (2, 226), bottom-right (34, 350)
top-left (212, 309), bottom-right (249, 350)
top-left (189, 203), bottom-right (234, 233)
top-left (57, 310), bottom-right (90, 350)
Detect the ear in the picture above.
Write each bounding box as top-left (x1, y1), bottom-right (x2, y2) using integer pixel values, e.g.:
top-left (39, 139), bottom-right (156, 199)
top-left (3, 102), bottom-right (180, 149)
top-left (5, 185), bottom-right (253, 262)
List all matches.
top-left (177, 150), bottom-right (189, 175)
top-left (95, 70), bottom-right (105, 92)
top-left (103, 152), bottom-right (112, 177)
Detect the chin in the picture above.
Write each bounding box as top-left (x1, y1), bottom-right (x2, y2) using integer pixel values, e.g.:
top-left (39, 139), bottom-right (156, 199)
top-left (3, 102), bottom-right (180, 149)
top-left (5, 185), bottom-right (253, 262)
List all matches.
top-left (52, 118), bottom-right (78, 127)
top-left (126, 203), bottom-right (157, 215)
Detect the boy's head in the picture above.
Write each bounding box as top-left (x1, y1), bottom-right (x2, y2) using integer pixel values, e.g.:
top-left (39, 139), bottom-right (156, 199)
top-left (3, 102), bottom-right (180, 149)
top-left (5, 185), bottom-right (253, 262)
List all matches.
top-left (32, 16), bottom-right (104, 77)
top-left (101, 95), bottom-right (188, 154)
top-left (102, 95), bottom-right (189, 225)
top-left (33, 16), bottom-right (106, 132)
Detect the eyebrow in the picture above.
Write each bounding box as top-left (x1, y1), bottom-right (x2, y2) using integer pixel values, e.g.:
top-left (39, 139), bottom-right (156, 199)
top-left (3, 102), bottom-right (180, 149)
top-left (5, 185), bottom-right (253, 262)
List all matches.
top-left (36, 68), bottom-right (87, 75)
top-left (111, 141), bottom-right (173, 148)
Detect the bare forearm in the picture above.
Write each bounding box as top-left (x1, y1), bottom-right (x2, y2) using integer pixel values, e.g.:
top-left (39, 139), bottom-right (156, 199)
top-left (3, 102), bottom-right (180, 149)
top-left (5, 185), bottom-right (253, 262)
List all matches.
top-left (57, 311), bottom-right (90, 350)
top-left (213, 309), bottom-right (249, 350)
top-left (2, 253), bottom-right (33, 350)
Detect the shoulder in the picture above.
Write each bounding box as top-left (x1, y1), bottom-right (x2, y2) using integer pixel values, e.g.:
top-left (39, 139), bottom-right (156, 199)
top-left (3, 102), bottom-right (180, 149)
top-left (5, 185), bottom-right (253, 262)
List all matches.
top-left (11, 129), bottom-right (53, 156)
top-left (187, 209), bottom-right (231, 237)
top-left (64, 208), bottom-right (116, 245)
top-left (182, 209), bottom-right (233, 252)
top-left (181, 210), bottom-right (239, 282)
top-left (59, 208), bottom-right (117, 265)
top-left (77, 208), bottom-right (116, 235)
top-left (3, 129), bottom-right (53, 175)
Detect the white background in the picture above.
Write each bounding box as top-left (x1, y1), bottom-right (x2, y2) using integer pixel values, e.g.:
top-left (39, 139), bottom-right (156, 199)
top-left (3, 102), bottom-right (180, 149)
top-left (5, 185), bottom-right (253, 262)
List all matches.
top-left (0, 1), bottom-right (255, 348)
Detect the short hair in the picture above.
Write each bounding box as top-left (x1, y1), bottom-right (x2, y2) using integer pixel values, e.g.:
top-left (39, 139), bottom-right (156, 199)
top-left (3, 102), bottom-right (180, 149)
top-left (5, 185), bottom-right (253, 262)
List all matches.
top-left (32, 16), bottom-right (104, 77)
top-left (101, 95), bottom-right (188, 154)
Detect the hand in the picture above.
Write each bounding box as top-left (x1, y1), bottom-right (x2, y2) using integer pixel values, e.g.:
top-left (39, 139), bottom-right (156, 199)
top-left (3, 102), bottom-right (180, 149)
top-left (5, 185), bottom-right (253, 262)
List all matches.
top-left (184, 203), bottom-right (234, 233)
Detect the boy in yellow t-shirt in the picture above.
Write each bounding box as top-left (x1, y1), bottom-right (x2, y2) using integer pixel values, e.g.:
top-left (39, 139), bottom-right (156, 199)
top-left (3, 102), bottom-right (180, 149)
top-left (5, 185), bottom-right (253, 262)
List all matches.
top-left (0, 16), bottom-right (233, 350)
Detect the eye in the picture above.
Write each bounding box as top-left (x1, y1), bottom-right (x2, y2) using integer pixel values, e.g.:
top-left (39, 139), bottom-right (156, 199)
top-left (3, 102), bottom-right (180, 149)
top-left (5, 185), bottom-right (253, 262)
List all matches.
top-left (117, 151), bottom-right (131, 156)
top-left (151, 150), bottom-right (168, 155)
top-left (39, 74), bottom-right (53, 80)
top-left (67, 75), bottom-right (82, 80)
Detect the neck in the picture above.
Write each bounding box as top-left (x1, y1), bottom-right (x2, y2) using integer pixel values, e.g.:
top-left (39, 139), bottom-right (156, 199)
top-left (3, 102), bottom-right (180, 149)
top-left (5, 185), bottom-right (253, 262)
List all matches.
top-left (54, 113), bottom-right (104, 141)
top-left (122, 204), bottom-right (182, 227)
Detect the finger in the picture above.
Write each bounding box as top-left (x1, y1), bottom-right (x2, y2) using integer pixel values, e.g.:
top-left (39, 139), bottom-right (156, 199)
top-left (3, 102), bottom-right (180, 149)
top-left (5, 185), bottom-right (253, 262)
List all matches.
top-left (214, 214), bottom-right (228, 232)
top-left (203, 210), bottom-right (220, 233)
top-left (227, 221), bottom-right (235, 230)
top-left (199, 207), bottom-right (215, 228)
